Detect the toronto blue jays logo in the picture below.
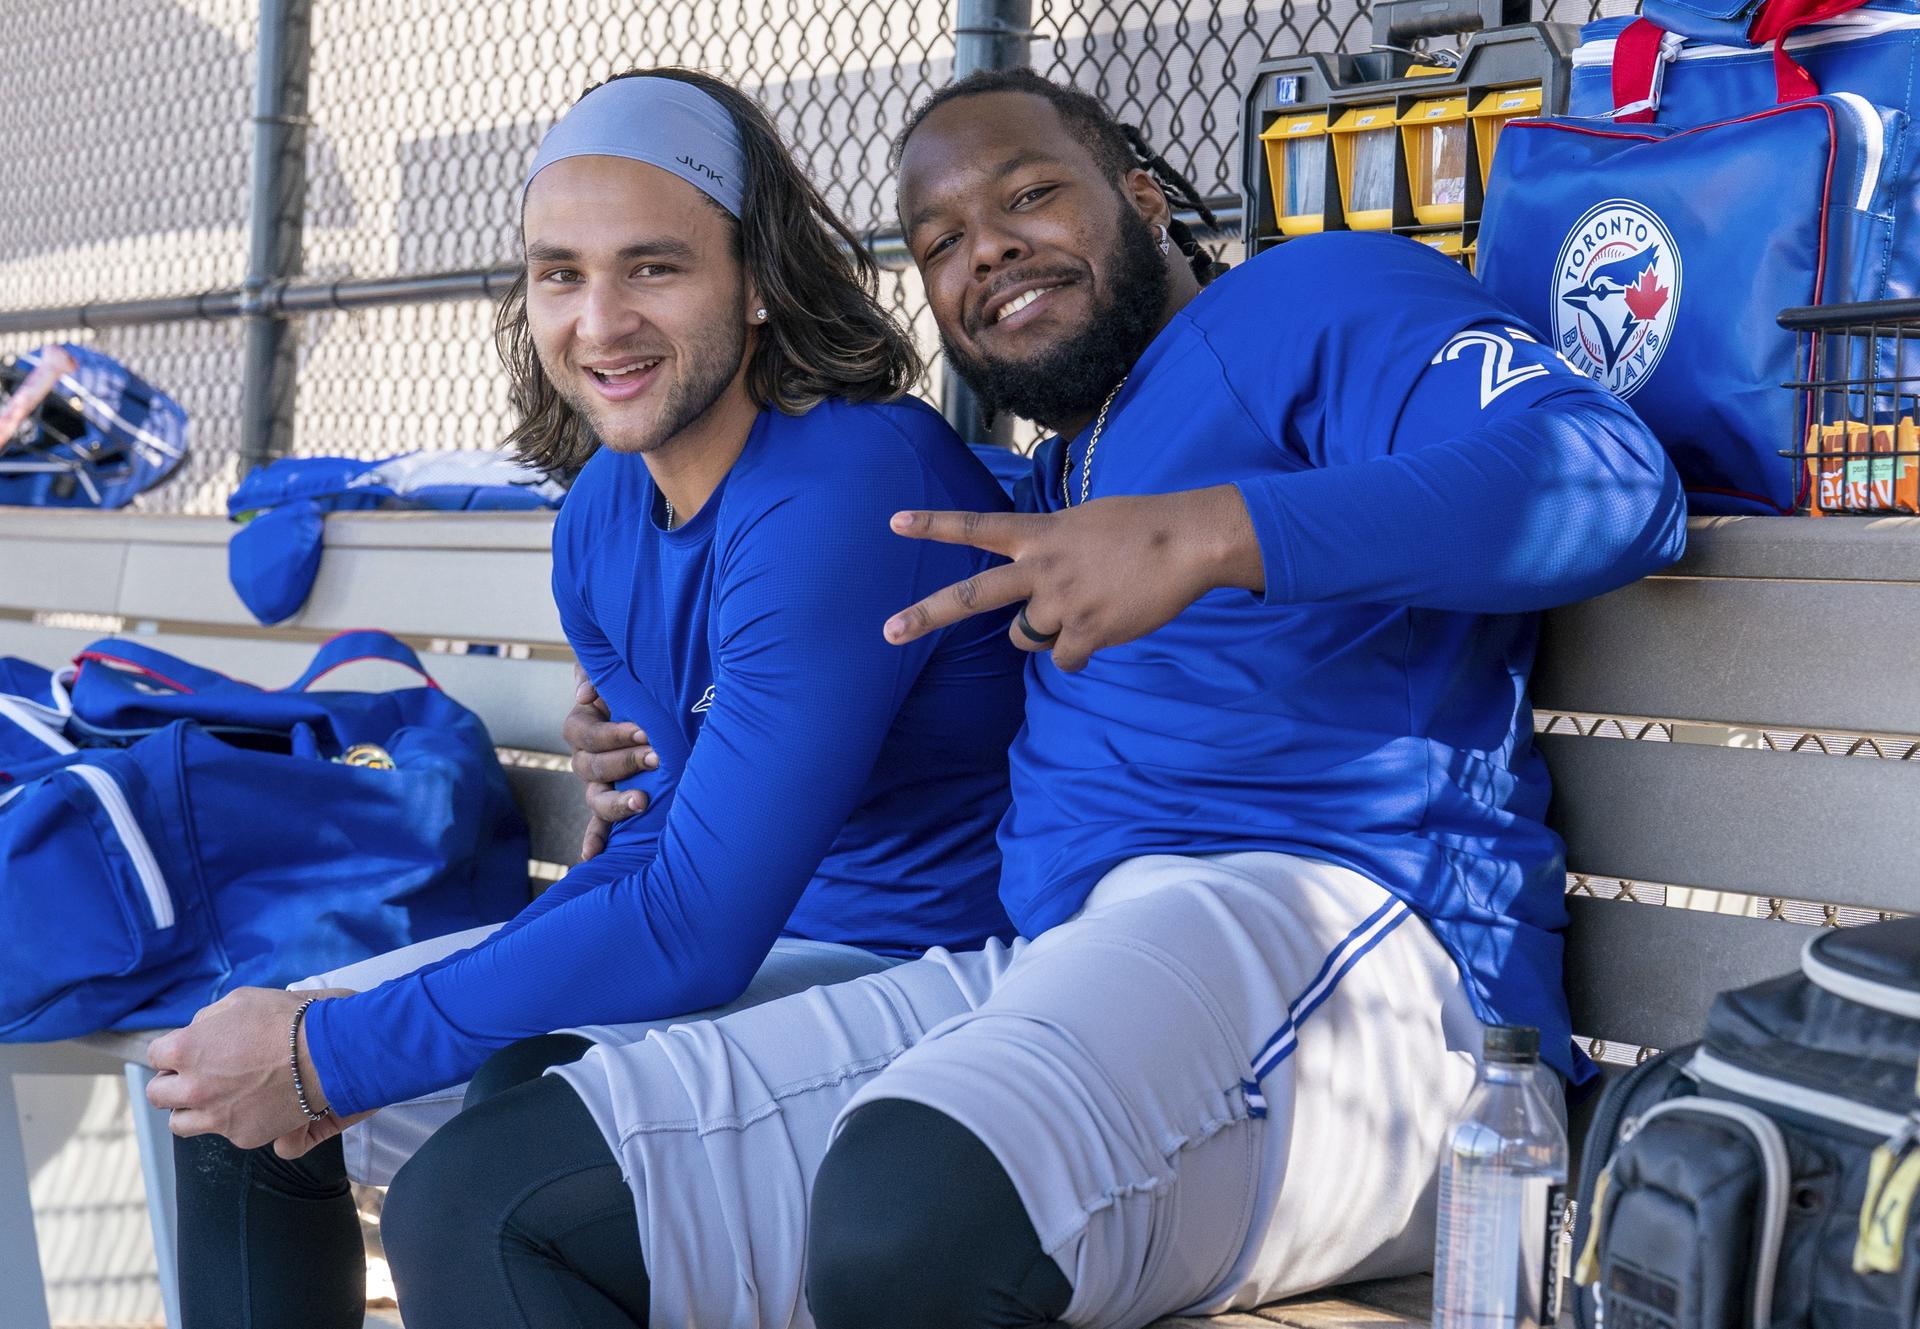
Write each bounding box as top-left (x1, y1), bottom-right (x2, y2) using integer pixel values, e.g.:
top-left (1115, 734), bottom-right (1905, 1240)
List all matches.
top-left (1551, 200), bottom-right (1681, 398)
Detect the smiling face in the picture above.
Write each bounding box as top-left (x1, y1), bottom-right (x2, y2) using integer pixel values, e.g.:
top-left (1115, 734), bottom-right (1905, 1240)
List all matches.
top-left (899, 90), bottom-right (1181, 433)
top-left (522, 154), bottom-right (757, 456)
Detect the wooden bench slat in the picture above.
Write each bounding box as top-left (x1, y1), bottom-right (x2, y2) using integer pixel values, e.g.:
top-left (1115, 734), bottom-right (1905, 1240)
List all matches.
top-left (1536, 572), bottom-right (1920, 736)
top-left (1665, 514), bottom-right (1920, 582)
top-left (112, 540), bottom-right (564, 642)
top-left (0, 508), bottom-right (555, 550)
top-left (1564, 896), bottom-right (1808, 1050)
top-left (0, 1037), bottom-right (144, 1075)
top-left (0, 510), bottom-right (231, 547)
top-left (0, 510), bottom-right (564, 645)
top-left (316, 511), bottom-right (558, 553)
top-left (0, 529), bottom-right (128, 615)
top-left (1540, 732), bottom-right (1920, 911)
top-left (504, 764), bottom-right (590, 869)
top-left (278, 543), bottom-right (565, 642)
top-left (428, 657), bottom-right (576, 755)
top-left (1537, 573), bottom-right (1920, 735)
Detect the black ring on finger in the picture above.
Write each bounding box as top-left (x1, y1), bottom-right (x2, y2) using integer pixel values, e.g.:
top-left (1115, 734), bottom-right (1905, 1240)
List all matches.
top-left (1014, 605), bottom-right (1060, 648)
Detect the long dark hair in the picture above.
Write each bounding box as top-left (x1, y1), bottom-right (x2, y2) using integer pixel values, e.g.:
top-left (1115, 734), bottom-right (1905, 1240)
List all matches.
top-left (500, 67), bottom-right (922, 477)
top-left (893, 68), bottom-right (1231, 288)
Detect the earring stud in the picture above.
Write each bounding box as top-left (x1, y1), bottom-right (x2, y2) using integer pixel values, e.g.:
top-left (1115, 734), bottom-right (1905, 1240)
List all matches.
top-left (755, 308), bottom-right (768, 321)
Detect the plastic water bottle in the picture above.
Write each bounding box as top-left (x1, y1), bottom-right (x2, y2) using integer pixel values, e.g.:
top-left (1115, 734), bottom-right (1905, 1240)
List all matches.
top-left (1432, 1025), bottom-right (1570, 1329)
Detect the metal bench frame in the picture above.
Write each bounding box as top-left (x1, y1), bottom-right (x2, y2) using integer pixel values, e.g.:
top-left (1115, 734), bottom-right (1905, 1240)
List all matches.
top-left (3, 508), bottom-right (1915, 1329)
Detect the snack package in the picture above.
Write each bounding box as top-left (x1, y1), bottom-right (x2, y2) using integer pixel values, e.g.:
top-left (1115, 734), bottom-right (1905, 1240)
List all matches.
top-left (1804, 419), bottom-right (1920, 516)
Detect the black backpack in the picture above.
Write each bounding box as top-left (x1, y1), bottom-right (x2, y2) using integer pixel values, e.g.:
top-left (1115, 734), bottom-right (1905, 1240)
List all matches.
top-left (1572, 916), bottom-right (1920, 1329)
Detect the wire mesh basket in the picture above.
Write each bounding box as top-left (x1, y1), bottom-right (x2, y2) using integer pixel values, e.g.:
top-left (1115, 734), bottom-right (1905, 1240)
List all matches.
top-left (1779, 298), bottom-right (1920, 516)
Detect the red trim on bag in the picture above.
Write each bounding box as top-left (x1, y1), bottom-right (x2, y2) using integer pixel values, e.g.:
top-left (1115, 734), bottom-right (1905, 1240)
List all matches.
top-left (301, 629), bottom-right (442, 691)
top-left (1751, 0), bottom-right (1876, 100)
top-left (298, 655), bottom-right (442, 691)
top-left (1508, 101), bottom-right (1837, 514)
top-left (71, 652), bottom-right (202, 694)
top-left (1612, 19), bottom-right (1670, 124)
top-left (1609, 0), bottom-right (1877, 120)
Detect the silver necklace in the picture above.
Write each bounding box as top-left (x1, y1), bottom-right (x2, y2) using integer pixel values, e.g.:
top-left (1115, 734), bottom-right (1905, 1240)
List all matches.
top-left (1061, 376), bottom-right (1128, 507)
top-left (664, 497), bottom-right (675, 530)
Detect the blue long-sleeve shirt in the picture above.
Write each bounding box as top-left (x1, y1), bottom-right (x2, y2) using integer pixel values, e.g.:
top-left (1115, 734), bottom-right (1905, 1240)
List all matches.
top-left (1003, 235), bottom-right (1687, 1080)
top-left (307, 397), bottom-right (1024, 1114)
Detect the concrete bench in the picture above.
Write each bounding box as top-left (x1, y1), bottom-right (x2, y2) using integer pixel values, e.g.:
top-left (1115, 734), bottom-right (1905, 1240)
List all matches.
top-left (3, 507), bottom-right (1915, 1329)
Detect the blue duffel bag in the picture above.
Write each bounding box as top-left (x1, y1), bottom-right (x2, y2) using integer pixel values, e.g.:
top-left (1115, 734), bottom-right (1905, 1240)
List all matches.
top-left (1478, 93), bottom-right (1920, 512)
top-left (0, 631), bottom-right (530, 1040)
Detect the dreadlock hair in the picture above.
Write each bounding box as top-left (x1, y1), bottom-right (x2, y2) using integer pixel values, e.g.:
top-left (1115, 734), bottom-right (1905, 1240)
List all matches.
top-left (499, 67), bottom-right (923, 478)
top-left (891, 67), bottom-right (1231, 288)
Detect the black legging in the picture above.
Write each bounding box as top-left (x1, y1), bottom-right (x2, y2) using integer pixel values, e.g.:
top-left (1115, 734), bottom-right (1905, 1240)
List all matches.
top-left (172, 1033), bottom-right (595, 1329)
top-left (806, 1098), bottom-right (1074, 1329)
top-left (381, 1083), bottom-right (1072, 1328)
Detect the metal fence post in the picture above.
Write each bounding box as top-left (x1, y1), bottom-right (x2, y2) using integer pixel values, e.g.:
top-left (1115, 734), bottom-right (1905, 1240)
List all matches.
top-left (941, 0), bottom-right (1032, 447)
top-left (240, 0), bottom-right (312, 475)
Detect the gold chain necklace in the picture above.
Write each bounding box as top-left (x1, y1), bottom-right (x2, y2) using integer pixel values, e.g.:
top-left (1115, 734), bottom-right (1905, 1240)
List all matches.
top-left (1061, 376), bottom-right (1128, 507)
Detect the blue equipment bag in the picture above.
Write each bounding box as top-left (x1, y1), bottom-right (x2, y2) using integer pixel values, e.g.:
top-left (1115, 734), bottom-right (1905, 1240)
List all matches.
top-left (0, 632), bottom-right (530, 1040)
top-left (1478, 94), bottom-right (1920, 512)
top-left (0, 344), bottom-right (188, 509)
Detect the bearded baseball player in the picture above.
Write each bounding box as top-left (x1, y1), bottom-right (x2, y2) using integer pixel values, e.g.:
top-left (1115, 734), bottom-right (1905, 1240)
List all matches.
top-left (381, 69), bottom-right (1686, 1329)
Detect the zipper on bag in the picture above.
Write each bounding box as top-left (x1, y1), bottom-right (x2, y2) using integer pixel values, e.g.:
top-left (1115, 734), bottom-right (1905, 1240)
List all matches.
top-left (1580, 1097), bottom-right (1790, 1329)
top-left (1573, 11), bottom-right (1920, 68)
top-left (1854, 1107), bottom-right (1920, 1273)
top-left (65, 764), bottom-right (174, 930)
top-left (1576, 1048), bottom-right (1690, 1205)
top-left (1802, 933), bottom-right (1920, 1019)
top-left (1569, 1048), bottom-right (1691, 1324)
top-left (1829, 91), bottom-right (1889, 210)
top-left (0, 695), bottom-right (76, 755)
top-left (1693, 1047), bottom-right (1913, 1138)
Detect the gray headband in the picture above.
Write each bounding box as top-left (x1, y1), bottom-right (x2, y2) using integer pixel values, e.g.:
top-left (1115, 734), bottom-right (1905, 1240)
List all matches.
top-left (523, 76), bottom-right (746, 217)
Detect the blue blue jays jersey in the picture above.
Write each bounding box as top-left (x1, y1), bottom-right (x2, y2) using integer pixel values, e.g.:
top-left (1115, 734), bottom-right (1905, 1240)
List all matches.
top-left (307, 397), bottom-right (1025, 1116)
top-left (548, 396), bottom-right (1023, 968)
top-left (1003, 234), bottom-right (1687, 1080)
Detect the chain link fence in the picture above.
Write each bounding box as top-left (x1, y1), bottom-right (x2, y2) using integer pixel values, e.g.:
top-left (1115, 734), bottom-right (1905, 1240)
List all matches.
top-left (0, 9), bottom-right (1882, 1324)
top-left (0, 0), bottom-right (1634, 517)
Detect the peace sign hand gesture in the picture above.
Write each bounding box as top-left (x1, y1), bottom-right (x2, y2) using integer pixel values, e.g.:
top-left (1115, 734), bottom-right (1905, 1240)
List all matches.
top-left (882, 484), bottom-right (1263, 673)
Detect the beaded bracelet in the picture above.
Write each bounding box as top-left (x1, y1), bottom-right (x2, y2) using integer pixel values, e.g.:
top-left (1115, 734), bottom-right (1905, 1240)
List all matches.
top-left (290, 997), bottom-right (332, 1123)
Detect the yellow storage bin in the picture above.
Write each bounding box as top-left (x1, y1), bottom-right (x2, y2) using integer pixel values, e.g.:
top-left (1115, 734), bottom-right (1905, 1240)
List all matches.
top-left (1469, 85), bottom-right (1543, 188)
top-left (1413, 230), bottom-right (1465, 258)
top-left (1329, 103), bottom-right (1398, 230)
top-left (1398, 95), bottom-right (1470, 226)
top-left (1259, 110), bottom-right (1331, 236)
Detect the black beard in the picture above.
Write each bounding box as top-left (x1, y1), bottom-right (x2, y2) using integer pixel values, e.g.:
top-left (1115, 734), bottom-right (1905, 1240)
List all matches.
top-left (941, 204), bottom-right (1170, 433)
